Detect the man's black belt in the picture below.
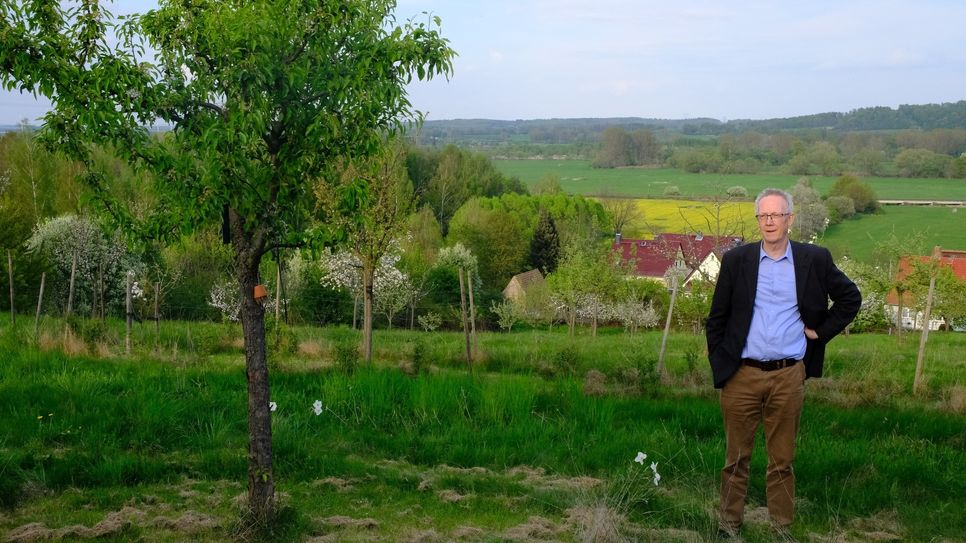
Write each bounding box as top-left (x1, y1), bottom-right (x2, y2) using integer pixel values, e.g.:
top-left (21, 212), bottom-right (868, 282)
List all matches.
top-left (741, 358), bottom-right (801, 371)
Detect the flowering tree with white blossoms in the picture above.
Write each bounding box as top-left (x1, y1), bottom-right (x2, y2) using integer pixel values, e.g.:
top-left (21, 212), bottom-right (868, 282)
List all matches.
top-left (611, 300), bottom-right (659, 333)
top-left (372, 265), bottom-right (415, 329)
top-left (319, 238), bottom-right (413, 330)
top-left (209, 279), bottom-right (279, 323)
top-left (26, 214), bottom-right (139, 316)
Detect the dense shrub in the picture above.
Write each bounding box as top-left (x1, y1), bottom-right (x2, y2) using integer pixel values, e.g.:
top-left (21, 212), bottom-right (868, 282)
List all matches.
top-left (828, 174), bottom-right (879, 214)
top-left (825, 195), bottom-right (856, 224)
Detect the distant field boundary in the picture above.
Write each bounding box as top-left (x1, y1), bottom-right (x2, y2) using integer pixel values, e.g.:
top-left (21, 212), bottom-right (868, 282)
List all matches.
top-left (879, 199), bottom-right (965, 207)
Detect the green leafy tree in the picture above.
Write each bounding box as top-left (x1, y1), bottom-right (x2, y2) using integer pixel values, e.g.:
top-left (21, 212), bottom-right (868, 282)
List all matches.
top-left (316, 140), bottom-right (414, 362)
top-left (894, 148), bottom-right (953, 178)
top-left (1, 0), bottom-right (454, 522)
top-left (447, 198), bottom-right (528, 287)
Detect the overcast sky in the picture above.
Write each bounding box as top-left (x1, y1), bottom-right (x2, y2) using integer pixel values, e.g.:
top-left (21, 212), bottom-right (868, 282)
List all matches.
top-left (3, 0), bottom-right (966, 124)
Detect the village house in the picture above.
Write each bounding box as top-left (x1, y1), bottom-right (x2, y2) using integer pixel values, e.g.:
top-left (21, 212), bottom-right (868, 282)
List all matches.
top-left (886, 247), bottom-right (966, 331)
top-left (612, 233), bottom-right (743, 285)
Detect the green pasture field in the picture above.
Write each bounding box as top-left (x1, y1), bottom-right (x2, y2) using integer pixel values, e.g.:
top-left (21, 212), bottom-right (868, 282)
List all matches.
top-left (819, 205), bottom-right (966, 261)
top-left (0, 317), bottom-right (963, 542)
top-left (495, 159), bottom-right (966, 201)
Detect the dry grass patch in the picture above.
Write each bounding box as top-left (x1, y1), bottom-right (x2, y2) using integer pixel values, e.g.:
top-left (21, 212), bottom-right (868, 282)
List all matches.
top-left (313, 476), bottom-right (356, 492)
top-left (509, 465), bottom-right (603, 492)
top-left (4, 505), bottom-right (221, 542)
top-left (501, 516), bottom-right (564, 542)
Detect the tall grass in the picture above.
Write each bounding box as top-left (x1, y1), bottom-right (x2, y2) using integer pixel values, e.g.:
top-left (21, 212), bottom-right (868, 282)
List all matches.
top-left (0, 319), bottom-right (963, 541)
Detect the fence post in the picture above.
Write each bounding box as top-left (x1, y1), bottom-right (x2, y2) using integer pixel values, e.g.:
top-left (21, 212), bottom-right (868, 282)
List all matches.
top-left (275, 258), bottom-right (282, 322)
top-left (467, 268), bottom-right (477, 357)
top-left (7, 249), bottom-right (14, 325)
top-left (66, 253), bottom-right (77, 317)
top-left (126, 272), bottom-right (132, 355)
top-left (34, 271), bottom-right (45, 336)
top-left (464, 267), bottom-right (473, 371)
top-left (913, 246), bottom-right (941, 394)
top-left (64, 252), bottom-right (77, 344)
top-left (154, 282), bottom-right (160, 354)
top-left (657, 274), bottom-right (679, 380)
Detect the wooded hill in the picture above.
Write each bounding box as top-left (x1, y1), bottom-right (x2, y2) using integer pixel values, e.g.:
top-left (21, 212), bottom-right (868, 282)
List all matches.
top-left (412, 100), bottom-right (966, 146)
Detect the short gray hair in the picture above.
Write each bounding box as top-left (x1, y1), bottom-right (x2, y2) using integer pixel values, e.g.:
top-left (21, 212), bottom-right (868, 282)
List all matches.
top-left (754, 188), bottom-right (794, 215)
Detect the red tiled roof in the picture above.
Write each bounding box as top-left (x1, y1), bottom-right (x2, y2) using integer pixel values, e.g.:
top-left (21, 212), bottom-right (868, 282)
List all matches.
top-left (612, 234), bottom-right (743, 279)
top-left (886, 249), bottom-right (966, 305)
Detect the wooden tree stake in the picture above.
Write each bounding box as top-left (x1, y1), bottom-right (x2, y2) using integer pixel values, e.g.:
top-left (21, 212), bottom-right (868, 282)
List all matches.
top-left (126, 273), bottom-right (133, 355)
top-left (467, 268), bottom-right (477, 357)
top-left (913, 246), bottom-right (941, 394)
top-left (34, 272), bottom-right (45, 336)
top-left (657, 274), bottom-right (679, 380)
top-left (7, 249), bottom-right (14, 325)
top-left (459, 267), bottom-right (471, 369)
top-left (154, 282), bottom-right (160, 354)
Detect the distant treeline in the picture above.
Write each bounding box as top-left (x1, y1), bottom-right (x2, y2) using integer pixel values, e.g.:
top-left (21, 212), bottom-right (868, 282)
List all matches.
top-left (411, 100), bottom-right (966, 146)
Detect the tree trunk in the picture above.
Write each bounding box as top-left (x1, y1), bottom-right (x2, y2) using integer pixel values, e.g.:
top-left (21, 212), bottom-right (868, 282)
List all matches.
top-left (362, 264), bottom-right (375, 363)
top-left (228, 208), bottom-right (275, 523)
top-left (237, 250), bottom-right (274, 522)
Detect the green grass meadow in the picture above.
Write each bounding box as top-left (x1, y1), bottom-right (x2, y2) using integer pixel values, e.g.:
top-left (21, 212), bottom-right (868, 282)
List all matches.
top-left (494, 159), bottom-right (966, 201)
top-left (819, 205), bottom-right (966, 261)
top-left (1, 317), bottom-right (963, 542)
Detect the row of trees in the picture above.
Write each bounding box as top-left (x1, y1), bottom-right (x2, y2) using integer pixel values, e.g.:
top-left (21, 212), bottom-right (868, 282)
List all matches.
top-left (594, 126), bottom-right (966, 178)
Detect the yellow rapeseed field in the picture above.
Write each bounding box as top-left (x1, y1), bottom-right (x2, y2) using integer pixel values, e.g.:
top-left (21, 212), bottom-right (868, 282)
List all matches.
top-left (613, 198), bottom-right (757, 239)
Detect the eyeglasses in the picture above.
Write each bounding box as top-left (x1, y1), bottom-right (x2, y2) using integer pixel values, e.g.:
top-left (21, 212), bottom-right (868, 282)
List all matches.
top-left (755, 212), bottom-right (790, 222)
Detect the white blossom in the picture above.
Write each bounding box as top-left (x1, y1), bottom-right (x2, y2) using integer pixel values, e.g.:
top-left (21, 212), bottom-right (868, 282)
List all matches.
top-left (312, 400), bottom-right (323, 416)
top-left (180, 63), bottom-right (195, 83)
top-left (634, 452), bottom-right (647, 465)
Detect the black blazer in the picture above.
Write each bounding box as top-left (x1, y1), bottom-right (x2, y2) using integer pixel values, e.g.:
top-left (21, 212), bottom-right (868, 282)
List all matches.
top-left (706, 241), bottom-right (861, 389)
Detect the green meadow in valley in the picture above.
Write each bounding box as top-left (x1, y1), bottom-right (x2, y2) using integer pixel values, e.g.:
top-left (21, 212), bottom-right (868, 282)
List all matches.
top-left (494, 159), bottom-right (966, 201)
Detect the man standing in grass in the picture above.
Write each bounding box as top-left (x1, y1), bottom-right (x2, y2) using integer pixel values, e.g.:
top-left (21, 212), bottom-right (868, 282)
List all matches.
top-left (706, 188), bottom-right (860, 540)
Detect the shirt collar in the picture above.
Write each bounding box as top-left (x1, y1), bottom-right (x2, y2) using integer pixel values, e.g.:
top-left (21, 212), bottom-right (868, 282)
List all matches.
top-left (758, 241), bottom-right (794, 263)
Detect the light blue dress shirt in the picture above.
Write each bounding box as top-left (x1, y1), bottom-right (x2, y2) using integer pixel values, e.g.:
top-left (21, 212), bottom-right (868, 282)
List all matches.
top-left (740, 242), bottom-right (807, 361)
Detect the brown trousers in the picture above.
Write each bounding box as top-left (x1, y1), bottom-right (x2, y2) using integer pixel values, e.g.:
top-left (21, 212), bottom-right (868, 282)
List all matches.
top-left (719, 361), bottom-right (805, 529)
